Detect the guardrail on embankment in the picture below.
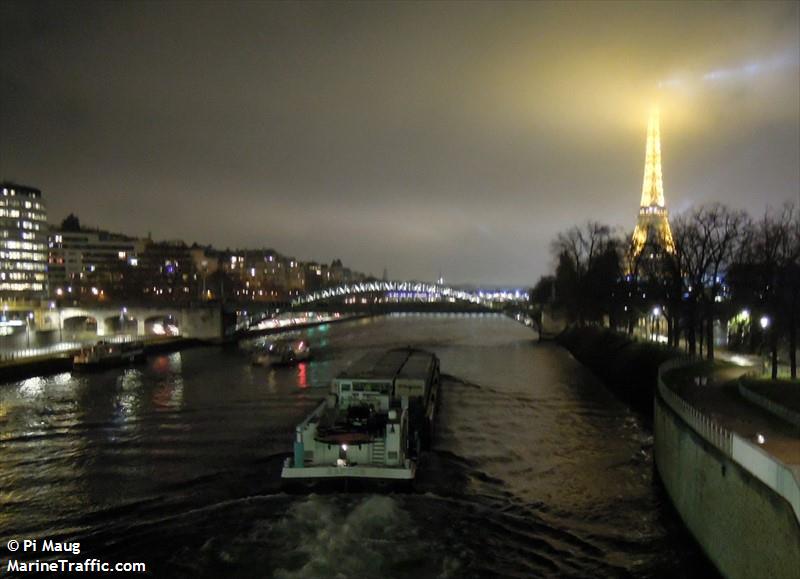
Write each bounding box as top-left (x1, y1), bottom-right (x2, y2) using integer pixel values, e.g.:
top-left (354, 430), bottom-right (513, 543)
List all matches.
top-left (657, 358), bottom-right (800, 523)
top-left (738, 382), bottom-right (800, 429)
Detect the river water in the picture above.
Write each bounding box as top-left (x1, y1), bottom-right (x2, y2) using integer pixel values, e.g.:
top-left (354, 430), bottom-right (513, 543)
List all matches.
top-left (0, 314), bottom-right (712, 578)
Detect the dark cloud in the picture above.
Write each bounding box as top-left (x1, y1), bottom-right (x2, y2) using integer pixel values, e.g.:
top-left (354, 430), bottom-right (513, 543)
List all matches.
top-left (1, 1), bottom-right (798, 285)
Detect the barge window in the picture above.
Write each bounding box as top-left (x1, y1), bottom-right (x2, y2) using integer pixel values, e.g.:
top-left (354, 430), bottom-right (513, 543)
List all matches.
top-left (353, 384), bottom-right (365, 392)
top-left (341, 384), bottom-right (351, 392)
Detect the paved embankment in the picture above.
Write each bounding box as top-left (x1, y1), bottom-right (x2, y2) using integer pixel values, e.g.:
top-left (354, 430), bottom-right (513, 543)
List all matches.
top-left (0, 337), bottom-right (194, 382)
top-left (655, 359), bottom-right (800, 579)
top-left (0, 315), bottom-right (370, 383)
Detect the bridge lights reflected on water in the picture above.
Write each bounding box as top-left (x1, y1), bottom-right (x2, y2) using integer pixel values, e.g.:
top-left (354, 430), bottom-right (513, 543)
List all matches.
top-left (297, 362), bottom-right (308, 389)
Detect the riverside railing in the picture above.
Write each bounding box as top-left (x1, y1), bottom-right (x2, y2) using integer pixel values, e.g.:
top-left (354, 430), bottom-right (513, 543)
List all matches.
top-left (0, 333), bottom-right (157, 363)
top-left (0, 341), bottom-right (83, 363)
top-left (657, 359), bottom-right (800, 523)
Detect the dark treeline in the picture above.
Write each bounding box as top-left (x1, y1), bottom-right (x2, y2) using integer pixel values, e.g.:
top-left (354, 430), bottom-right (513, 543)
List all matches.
top-left (533, 203), bottom-right (800, 380)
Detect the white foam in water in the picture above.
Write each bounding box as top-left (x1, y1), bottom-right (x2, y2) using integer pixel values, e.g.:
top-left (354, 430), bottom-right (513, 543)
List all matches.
top-left (273, 494), bottom-right (440, 579)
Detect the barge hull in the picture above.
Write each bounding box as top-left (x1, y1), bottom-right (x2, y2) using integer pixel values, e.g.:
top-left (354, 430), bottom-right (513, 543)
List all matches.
top-left (281, 462), bottom-right (414, 480)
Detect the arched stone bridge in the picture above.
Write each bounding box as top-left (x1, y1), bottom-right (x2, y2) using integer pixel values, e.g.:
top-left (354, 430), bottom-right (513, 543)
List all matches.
top-left (43, 305), bottom-right (222, 340)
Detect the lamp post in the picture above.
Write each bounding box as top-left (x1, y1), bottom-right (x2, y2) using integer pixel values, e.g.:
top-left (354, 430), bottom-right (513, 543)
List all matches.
top-left (759, 315), bottom-right (776, 379)
top-left (201, 260), bottom-right (208, 301)
top-left (652, 306), bottom-right (662, 341)
top-left (50, 301), bottom-right (62, 342)
top-left (26, 312), bottom-right (33, 348)
top-left (120, 306), bottom-right (128, 337)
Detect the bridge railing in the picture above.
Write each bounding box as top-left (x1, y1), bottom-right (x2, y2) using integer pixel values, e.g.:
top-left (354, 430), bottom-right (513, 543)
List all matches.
top-left (290, 281), bottom-right (530, 307)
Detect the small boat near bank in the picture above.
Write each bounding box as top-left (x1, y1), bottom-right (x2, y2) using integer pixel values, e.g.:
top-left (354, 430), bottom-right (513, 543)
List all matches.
top-left (73, 340), bottom-right (146, 371)
top-left (252, 339), bottom-right (311, 366)
top-left (281, 347), bottom-right (440, 487)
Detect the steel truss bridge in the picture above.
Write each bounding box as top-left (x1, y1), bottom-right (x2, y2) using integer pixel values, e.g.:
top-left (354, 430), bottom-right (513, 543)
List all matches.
top-left (291, 281), bottom-right (526, 308)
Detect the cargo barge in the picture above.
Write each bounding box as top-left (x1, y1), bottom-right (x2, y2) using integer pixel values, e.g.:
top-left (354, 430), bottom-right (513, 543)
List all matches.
top-left (281, 348), bottom-right (439, 486)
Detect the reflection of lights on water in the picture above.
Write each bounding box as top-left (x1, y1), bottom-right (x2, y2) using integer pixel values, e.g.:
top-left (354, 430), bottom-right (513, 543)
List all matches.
top-left (297, 363), bottom-right (308, 389)
top-left (53, 372), bottom-right (72, 385)
top-left (152, 377), bottom-right (184, 409)
top-left (120, 369), bottom-right (143, 390)
top-left (266, 370), bottom-right (278, 391)
top-left (117, 393), bottom-right (135, 417)
top-left (19, 377), bottom-right (45, 398)
top-left (153, 352), bottom-right (182, 373)
top-left (114, 370), bottom-right (143, 418)
top-left (168, 352), bottom-right (182, 372)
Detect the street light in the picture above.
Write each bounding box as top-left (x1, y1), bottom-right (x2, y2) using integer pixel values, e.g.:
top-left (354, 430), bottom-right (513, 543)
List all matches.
top-left (759, 316), bottom-right (770, 329)
top-left (50, 301), bottom-right (62, 343)
top-left (120, 306), bottom-right (128, 336)
top-left (26, 312), bottom-right (34, 348)
top-left (201, 260), bottom-right (208, 301)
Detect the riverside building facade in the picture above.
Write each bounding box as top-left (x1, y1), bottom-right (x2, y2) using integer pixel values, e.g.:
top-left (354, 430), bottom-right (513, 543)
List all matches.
top-left (0, 182), bottom-right (48, 301)
top-left (48, 229), bottom-right (145, 302)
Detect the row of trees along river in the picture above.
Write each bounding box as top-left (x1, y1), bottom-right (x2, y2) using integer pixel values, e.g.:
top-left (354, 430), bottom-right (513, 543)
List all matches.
top-left (531, 203), bottom-right (799, 380)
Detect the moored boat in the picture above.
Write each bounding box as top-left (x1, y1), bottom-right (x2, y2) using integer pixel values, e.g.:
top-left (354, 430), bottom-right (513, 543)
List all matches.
top-left (73, 340), bottom-right (146, 371)
top-left (252, 338), bottom-right (311, 366)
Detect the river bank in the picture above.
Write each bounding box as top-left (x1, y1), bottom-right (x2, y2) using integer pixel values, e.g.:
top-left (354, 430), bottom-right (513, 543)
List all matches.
top-left (0, 337), bottom-right (200, 382)
top-left (0, 313), bottom-right (369, 383)
top-left (655, 359), bottom-right (800, 579)
top-left (556, 326), bottom-right (680, 417)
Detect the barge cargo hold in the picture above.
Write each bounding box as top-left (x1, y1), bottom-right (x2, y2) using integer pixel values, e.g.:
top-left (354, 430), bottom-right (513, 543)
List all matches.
top-left (281, 348), bottom-right (440, 485)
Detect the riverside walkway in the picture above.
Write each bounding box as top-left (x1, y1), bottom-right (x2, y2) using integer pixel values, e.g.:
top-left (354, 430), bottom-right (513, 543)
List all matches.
top-left (656, 358), bottom-right (799, 579)
top-left (663, 362), bottom-right (800, 493)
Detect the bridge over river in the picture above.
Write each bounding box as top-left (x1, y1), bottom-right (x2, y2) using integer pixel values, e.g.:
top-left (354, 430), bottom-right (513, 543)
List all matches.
top-left (1, 281), bottom-right (538, 354)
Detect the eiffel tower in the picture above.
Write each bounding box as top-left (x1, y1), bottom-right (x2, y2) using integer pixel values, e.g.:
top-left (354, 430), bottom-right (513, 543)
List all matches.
top-left (630, 109), bottom-right (675, 261)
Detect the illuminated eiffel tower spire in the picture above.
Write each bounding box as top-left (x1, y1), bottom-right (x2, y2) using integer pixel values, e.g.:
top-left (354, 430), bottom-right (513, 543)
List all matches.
top-left (640, 109), bottom-right (665, 208)
top-left (631, 108), bottom-right (675, 259)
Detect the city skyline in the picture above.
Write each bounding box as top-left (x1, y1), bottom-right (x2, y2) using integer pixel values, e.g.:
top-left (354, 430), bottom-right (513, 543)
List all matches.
top-left (1, 1), bottom-right (798, 285)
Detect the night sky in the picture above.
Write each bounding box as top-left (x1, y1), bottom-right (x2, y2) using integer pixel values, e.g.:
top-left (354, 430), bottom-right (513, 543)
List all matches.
top-left (1, 1), bottom-right (798, 286)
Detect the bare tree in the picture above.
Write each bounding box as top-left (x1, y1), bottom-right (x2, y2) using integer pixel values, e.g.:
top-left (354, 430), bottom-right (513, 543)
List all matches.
top-left (731, 204), bottom-right (798, 379)
top-left (551, 222), bottom-right (620, 326)
top-left (671, 212), bottom-right (712, 356)
top-left (700, 205), bottom-right (750, 360)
